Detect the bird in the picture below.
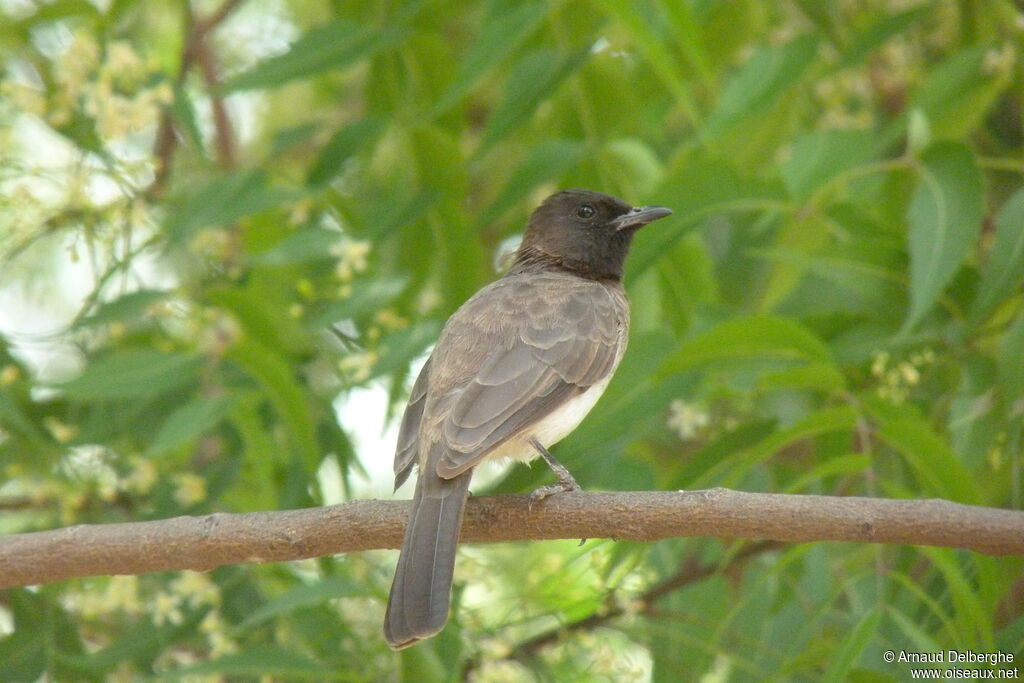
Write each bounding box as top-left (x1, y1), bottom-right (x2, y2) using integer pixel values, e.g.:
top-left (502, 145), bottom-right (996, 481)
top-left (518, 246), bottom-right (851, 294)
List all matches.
top-left (383, 188), bottom-right (672, 649)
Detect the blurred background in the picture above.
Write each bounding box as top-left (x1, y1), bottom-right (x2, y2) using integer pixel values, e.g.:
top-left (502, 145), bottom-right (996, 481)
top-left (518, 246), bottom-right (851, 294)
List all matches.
top-left (1, 0), bottom-right (1023, 680)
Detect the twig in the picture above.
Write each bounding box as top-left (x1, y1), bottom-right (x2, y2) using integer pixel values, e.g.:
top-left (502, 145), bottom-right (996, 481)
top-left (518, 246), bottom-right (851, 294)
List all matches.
top-left (149, 0), bottom-right (246, 197)
top-left (193, 22), bottom-right (236, 170)
top-left (1, 489), bottom-right (1022, 588)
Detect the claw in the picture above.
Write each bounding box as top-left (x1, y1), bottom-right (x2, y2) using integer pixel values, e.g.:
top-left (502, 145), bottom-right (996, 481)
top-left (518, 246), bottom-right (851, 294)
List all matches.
top-left (527, 437), bottom-right (581, 509)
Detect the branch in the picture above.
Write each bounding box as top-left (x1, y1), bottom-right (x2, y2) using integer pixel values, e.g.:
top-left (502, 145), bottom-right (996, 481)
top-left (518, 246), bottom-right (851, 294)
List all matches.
top-left (149, 0), bottom-right (246, 197)
top-left (193, 21), bottom-right (237, 170)
top-left (1, 489), bottom-right (1022, 588)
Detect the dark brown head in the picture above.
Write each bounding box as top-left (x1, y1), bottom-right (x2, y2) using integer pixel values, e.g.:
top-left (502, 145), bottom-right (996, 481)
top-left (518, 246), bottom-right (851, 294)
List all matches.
top-left (511, 189), bottom-right (672, 280)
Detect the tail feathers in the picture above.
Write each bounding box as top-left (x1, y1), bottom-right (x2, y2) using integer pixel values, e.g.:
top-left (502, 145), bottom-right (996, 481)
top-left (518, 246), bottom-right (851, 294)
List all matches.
top-left (384, 468), bottom-right (471, 649)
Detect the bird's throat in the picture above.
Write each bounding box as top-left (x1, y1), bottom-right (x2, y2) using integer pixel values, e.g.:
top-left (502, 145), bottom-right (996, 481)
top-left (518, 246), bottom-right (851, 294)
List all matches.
top-left (508, 245), bottom-right (625, 282)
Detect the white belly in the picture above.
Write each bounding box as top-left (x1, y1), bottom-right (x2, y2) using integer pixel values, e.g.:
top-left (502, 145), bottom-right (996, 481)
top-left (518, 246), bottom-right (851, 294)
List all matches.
top-left (487, 374), bottom-right (612, 463)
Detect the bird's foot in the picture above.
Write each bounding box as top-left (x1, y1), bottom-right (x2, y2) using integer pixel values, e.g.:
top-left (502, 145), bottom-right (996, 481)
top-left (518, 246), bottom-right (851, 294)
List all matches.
top-left (528, 437), bottom-right (581, 509)
top-left (528, 477), bottom-right (580, 508)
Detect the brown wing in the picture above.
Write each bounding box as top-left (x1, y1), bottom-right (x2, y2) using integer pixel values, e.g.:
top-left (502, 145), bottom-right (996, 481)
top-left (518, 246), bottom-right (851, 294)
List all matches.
top-left (422, 273), bottom-right (627, 479)
top-left (392, 355), bottom-right (432, 491)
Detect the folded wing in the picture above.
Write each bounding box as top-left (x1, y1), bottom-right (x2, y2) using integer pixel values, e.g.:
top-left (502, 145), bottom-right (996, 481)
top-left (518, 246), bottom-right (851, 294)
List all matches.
top-left (431, 276), bottom-right (625, 478)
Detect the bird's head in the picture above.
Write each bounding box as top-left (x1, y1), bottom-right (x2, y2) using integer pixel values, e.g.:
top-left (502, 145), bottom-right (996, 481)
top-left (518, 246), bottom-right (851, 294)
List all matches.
top-left (515, 189), bottom-right (672, 280)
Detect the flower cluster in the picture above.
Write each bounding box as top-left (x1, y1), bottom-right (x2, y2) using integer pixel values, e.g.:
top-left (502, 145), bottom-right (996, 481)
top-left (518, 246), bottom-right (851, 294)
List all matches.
top-left (52, 32), bottom-right (172, 138)
top-left (815, 68), bottom-right (876, 130)
top-left (870, 348), bottom-right (935, 404)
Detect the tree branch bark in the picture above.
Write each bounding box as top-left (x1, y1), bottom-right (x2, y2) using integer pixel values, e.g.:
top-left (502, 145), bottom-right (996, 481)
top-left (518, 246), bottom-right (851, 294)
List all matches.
top-left (1, 488), bottom-right (1022, 588)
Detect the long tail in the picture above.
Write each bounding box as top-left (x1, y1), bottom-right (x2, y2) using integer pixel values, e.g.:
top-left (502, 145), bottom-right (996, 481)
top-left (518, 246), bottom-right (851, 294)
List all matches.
top-left (384, 458), bottom-right (472, 649)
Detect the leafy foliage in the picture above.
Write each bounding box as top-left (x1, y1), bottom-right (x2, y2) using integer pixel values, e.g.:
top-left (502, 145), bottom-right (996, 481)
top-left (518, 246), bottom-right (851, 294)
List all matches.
top-left (0, 0), bottom-right (1022, 680)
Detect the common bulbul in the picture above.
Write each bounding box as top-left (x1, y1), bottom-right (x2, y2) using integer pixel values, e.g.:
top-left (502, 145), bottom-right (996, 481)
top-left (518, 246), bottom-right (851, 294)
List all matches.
top-left (384, 189), bottom-right (672, 649)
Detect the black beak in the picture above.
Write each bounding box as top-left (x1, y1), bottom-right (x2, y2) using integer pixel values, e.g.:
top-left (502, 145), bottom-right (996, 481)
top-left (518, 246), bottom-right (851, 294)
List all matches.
top-left (611, 205), bottom-right (673, 231)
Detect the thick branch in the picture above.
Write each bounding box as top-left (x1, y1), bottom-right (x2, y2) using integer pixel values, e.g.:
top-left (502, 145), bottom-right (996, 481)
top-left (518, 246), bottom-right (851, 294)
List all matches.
top-left (1, 489), bottom-right (1022, 588)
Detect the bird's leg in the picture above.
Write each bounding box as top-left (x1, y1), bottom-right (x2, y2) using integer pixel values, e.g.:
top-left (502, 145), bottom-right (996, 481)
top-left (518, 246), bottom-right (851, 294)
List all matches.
top-left (528, 437), bottom-right (581, 506)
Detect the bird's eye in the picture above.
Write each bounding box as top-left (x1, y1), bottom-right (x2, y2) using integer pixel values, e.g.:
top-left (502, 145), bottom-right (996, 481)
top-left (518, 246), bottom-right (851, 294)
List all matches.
top-left (576, 205), bottom-right (595, 219)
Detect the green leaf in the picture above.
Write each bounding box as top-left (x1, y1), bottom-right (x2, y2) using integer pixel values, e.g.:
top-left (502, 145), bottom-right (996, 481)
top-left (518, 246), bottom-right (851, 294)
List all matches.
top-left (165, 171), bottom-right (299, 243)
top-left (146, 396), bottom-right (236, 457)
top-left (836, 5), bottom-right (929, 70)
top-left (430, 0), bottom-right (549, 116)
top-left (756, 213), bottom-right (832, 311)
top-left (918, 548), bottom-right (990, 638)
top-left (228, 339), bottom-right (320, 473)
top-left (170, 84), bottom-right (204, 149)
top-left (207, 284), bottom-right (309, 356)
top-left (781, 454), bottom-right (871, 494)
top-left (672, 419), bottom-right (777, 487)
top-left (480, 47), bottom-right (590, 149)
top-left (822, 608), bottom-right (882, 683)
top-left (886, 604), bottom-right (945, 654)
top-left (904, 45), bottom-right (1013, 141)
top-left (251, 227), bottom-right (342, 266)
top-left (223, 19), bottom-right (409, 92)
top-left (53, 106), bottom-right (105, 156)
top-left (752, 242), bottom-right (906, 319)
top-left (306, 117), bottom-right (384, 187)
top-left (398, 645), bottom-right (447, 683)
top-left (758, 362), bottom-right (847, 393)
top-left (411, 125), bottom-right (467, 195)
top-left (357, 189), bottom-right (442, 239)
top-left (57, 351), bottom-right (202, 400)
top-left (604, 138), bottom-right (665, 196)
top-left (885, 564), bottom-right (962, 635)
top-left (224, 393), bottom-right (281, 510)
top-left (369, 320), bottom-right (442, 381)
top-left (73, 289), bottom-right (169, 329)
top-left (998, 313), bottom-right (1024, 402)
top-left (479, 139), bottom-right (585, 225)
top-left (780, 129), bottom-right (876, 202)
top-left (628, 156), bottom-right (785, 282)
top-left (946, 356), bottom-right (1000, 470)
top-left (595, 0), bottom-right (702, 121)
top-left (11, 0), bottom-right (100, 26)
top-left (703, 406), bottom-right (859, 486)
top-left (0, 591), bottom-right (47, 681)
top-left (163, 648), bottom-right (331, 679)
top-left (234, 578), bottom-right (366, 633)
top-left (0, 390), bottom-right (51, 450)
top-left (270, 123), bottom-right (319, 157)
top-left (790, 0), bottom-right (839, 45)
top-left (904, 142), bottom-right (983, 331)
top-left (871, 404), bottom-right (980, 502)
top-left (659, 315), bottom-right (832, 377)
top-left (57, 614), bottom-right (164, 676)
top-left (658, 0), bottom-right (714, 86)
top-left (702, 35), bottom-right (818, 143)
top-left (307, 276), bottom-right (408, 328)
top-left (973, 188), bottom-right (1024, 321)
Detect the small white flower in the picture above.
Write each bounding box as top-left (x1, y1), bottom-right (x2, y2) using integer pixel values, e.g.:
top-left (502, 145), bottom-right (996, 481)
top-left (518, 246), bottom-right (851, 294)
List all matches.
top-left (667, 400), bottom-right (709, 441)
top-left (338, 351), bottom-right (378, 384)
top-left (172, 473), bottom-right (207, 506)
top-left (331, 238), bottom-right (371, 282)
top-left (152, 591), bottom-right (183, 627)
